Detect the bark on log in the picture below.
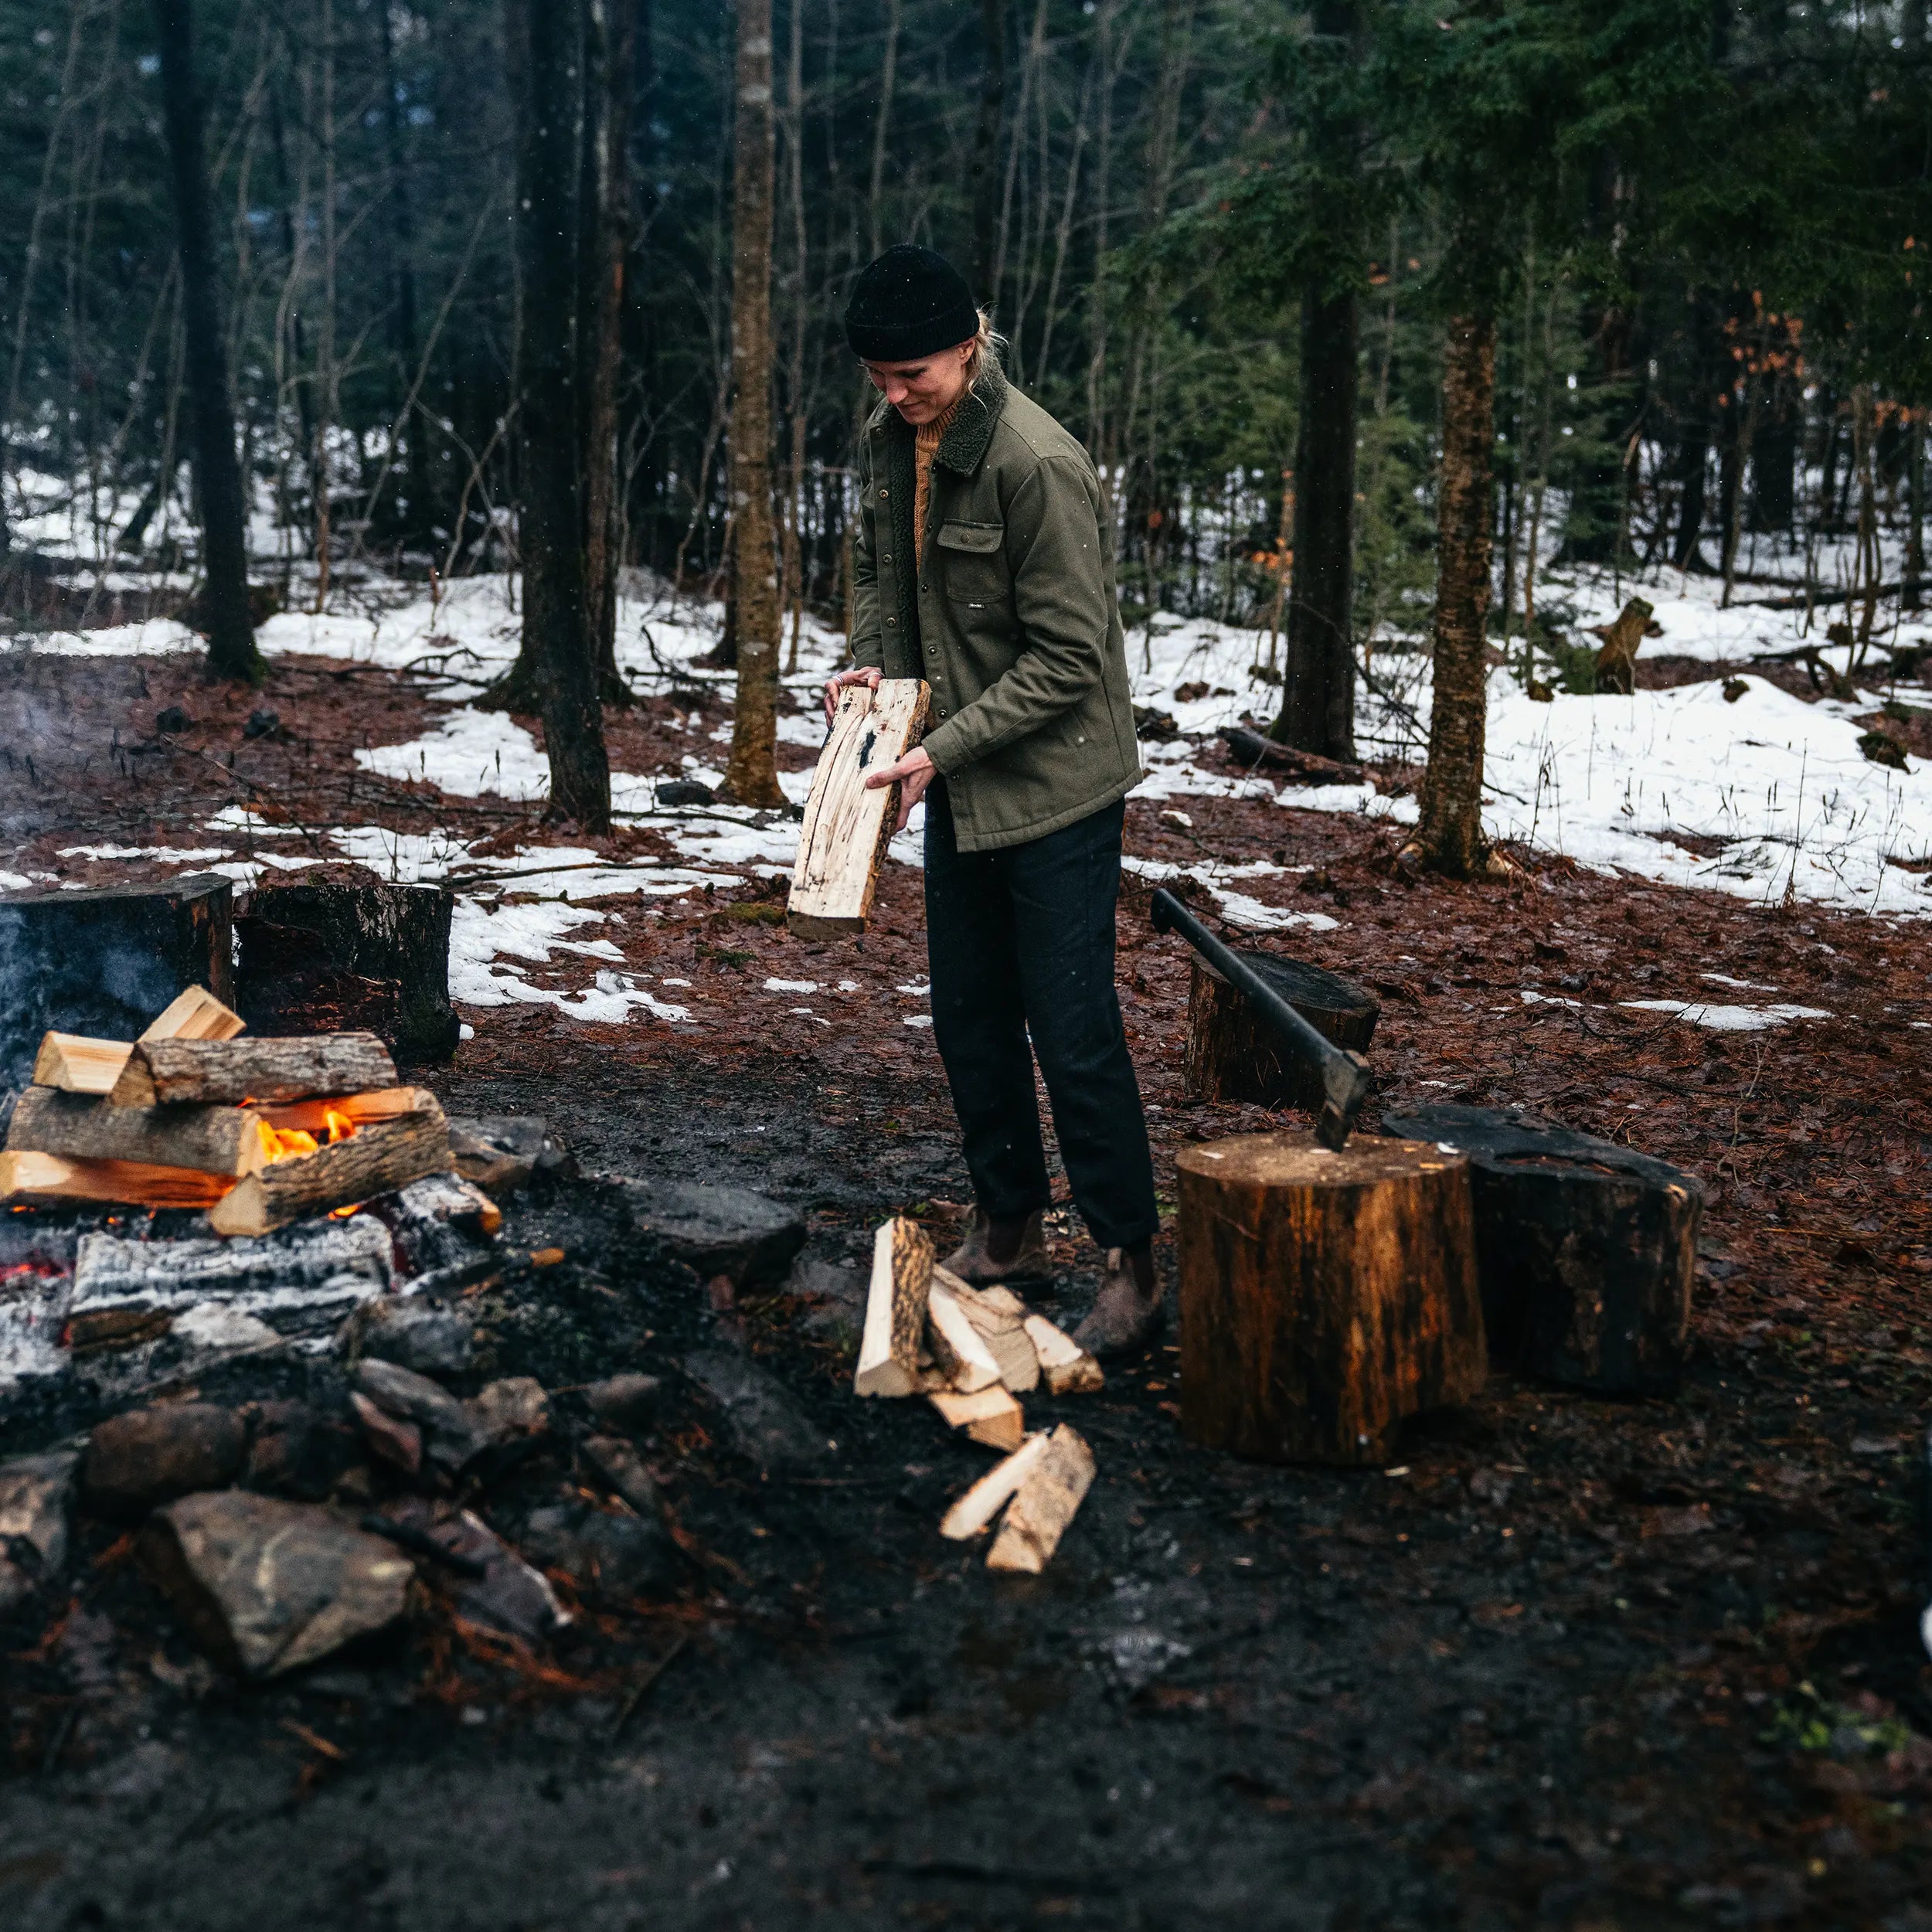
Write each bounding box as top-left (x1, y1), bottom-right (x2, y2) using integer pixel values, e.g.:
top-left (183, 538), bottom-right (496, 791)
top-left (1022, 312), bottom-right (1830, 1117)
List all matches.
top-left (0, 1150), bottom-right (233, 1210)
top-left (208, 1095), bottom-right (451, 1236)
top-left (32, 987), bottom-right (244, 1096)
top-left (1379, 1103), bottom-right (1702, 1396)
top-left (235, 881), bottom-right (457, 1061)
top-left (0, 874), bottom-right (234, 1087)
top-left (109, 1032), bottom-right (398, 1107)
top-left (855, 1215), bottom-right (934, 1396)
top-left (7, 1087), bottom-right (266, 1177)
top-left (1218, 725), bottom-right (1364, 784)
top-left (1183, 952), bottom-right (1379, 1109)
top-left (985, 1425), bottom-right (1094, 1573)
top-left (1176, 1131), bottom-right (1485, 1464)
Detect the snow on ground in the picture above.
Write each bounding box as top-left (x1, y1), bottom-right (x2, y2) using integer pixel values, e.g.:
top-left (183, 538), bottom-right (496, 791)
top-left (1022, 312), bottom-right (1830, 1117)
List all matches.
top-left (9, 558), bottom-right (1932, 1016)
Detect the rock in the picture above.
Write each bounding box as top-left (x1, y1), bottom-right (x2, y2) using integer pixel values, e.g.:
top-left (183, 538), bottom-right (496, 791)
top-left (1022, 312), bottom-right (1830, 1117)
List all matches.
top-left (447, 1114), bottom-right (563, 1194)
top-left (465, 1376), bottom-right (549, 1448)
top-left (83, 1403), bottom-right (247, 1513)
top-left (154, 703), bottom-right (194, 734)
top-left (243, 706), bottom-right (281, 740)
top-left (519, 1496), bottom-right (682, 1599)
top-left (349, 1393), bottom-right (423, 1475)
top-left (138, 1492), bottom-right (413, 1679)
top-left (380, 1499), bottom-right (569, 1644)
top-left (580, 1435), bottom-right (666, 1519)
top-left (787, 1256), bottom-right (866, 1349)
top-left (351, 1359), bottom-right (481, 1471)
top-left (0, 1450), bottom-right (79, 1613)
top-left (684, 1347), bottom-right (829, 1475)
top-left (171, 1304), bottom-right (280, 1354)
top-left (1860, 729), bottom-right (1910, 771)
top-left (583, 1372), bottom-right (662, 1431)
top-left (348, 1299), bottom-right (475, 1377)
top-left (654, 778), bottom-right (715, 806)
top-left (617, 1178), bottom-right (805, 1287)
top-left (246, 1400), bottom-right (361, 1502)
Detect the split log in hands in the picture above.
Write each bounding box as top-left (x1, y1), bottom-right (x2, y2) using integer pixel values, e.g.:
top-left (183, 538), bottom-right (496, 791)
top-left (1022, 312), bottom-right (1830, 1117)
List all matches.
top-left (787, 679), bottom-right (930, 938)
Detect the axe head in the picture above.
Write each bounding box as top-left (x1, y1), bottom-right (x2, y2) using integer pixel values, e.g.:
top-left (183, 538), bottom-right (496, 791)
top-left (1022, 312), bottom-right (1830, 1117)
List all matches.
top-left (1315, 1051), bottom-right (1374, 1153)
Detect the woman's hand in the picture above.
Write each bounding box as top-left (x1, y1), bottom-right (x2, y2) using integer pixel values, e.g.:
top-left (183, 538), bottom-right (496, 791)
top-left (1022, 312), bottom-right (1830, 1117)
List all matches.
top-left (864, 745), bottom-right (936, 833)
top-left (823, 665), bottom-right (882, 724)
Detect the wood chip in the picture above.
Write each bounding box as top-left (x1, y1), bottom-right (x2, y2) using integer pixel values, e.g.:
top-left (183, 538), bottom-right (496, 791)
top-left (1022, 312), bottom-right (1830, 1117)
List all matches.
top-left (855, 1216), bottom-right (934, 1397)
top-left (1022, 1313), bottom-right (1104, 1395)
top-left (938, 1433), bottom-right (1051, 1540)
top-left (787, 679), bottom-right (930, 938)
top-left (985, 1424), bottom-right (1094, 1573)
top-left (927, 1385), bottom-right (1026, 1452)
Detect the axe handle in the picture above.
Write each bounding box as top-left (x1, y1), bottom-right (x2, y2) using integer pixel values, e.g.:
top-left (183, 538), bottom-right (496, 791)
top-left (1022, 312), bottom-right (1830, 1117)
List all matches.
top-left (1149, 888), bottom-right (1372, 1151)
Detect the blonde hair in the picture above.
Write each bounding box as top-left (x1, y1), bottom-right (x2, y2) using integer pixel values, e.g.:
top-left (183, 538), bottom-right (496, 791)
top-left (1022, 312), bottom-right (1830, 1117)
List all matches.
top-left (963, 309), bottom-right (1008, 384)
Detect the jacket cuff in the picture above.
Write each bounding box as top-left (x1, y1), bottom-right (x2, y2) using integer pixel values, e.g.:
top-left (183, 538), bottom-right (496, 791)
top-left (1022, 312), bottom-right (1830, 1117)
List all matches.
top-left (920, 716), bottom-right (970, 774)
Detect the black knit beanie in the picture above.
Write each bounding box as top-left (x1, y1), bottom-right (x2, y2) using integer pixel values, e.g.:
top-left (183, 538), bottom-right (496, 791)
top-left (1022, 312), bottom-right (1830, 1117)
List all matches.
top-left (843, 245), bottom-right (978, 362)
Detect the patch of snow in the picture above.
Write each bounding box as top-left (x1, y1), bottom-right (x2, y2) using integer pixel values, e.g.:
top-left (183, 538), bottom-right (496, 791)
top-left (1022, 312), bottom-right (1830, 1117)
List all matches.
top-left (1620, 998), bottom-right (1833, 1031)
top-left (765, 978), bottom-right (818, 993)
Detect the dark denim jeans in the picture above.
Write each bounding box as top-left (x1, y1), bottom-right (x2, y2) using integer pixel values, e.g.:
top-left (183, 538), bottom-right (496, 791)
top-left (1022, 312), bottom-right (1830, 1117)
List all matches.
top-left (923, 778), bottom-right (1158, 1252)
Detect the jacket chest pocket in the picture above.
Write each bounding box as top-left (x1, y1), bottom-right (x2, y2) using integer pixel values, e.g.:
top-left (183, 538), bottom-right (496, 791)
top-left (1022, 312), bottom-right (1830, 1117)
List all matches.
top-left (935, 520), bottom-right (1009, 608)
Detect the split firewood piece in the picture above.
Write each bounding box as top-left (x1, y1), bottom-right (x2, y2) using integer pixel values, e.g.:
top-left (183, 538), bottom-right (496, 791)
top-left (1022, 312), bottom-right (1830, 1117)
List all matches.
top-left (985, 1425), bottom-right (1095, 1574)
top-left (208, 1094), bottom-right (451, 1237)
top-left (854, 1216), bottom-right (934, 1397)
top-left (925, 1277), bottom-right (1004, 1394)
top-left (250, 1087), bottom-right (426, 1134)
top-left (142, 985), bottom-right (247, 1044)
top-left (0, 1149), bottom-right (234, 1211)
top-left (1022, 1313), bottom-right (1104, 1395)
top-left (787, 678), bottom-right (930, 939)
top-left (939, 1271), bottom-right (1040, 1393)
top-left (32, 1033), bottom-right (138, 1097)
top-left (7, 1087), bottom-right (267, 1177)
top-left (109, 1031), bottom-right (399, 1108)
top-left (28, 985), bottom-right (246, 1097)
top-left (938, 1432), bottom-right (1052, 1541)
top-left (928, 1385), bottom-right (1026, 1453)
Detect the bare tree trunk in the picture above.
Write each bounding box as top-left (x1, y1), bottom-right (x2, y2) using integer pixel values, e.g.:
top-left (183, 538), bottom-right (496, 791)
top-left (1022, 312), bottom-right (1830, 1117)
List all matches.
top-left (376, 0), bottom-right (430, 547)
top-left (1272, 287), bottom-right (1358, 760)
top-left (506, 0), bottom-right (611, 828)
top-left (1414, 314), bottom-right (1495, 879)
top-left (1852, 381), bottom-right (1879, 651)
top-left (720, 0), bottom-right (783, 808)
top-left (580, 0), bottom-right (633, 702)
top-left (1083, 0), bottom-right (1116, 505)
top-left (971, 0), bottom-right (1006, 298)
top-left (781, 0), bottom-right (808, 675)
top-left (313, 0), bottom-right (336, 612)
top-left (866, 0), bottom-right (901, 260)
top-left (151, 0), bottom-right (260, 681)
top-left (1907, 410), bottom-right (1925, 612)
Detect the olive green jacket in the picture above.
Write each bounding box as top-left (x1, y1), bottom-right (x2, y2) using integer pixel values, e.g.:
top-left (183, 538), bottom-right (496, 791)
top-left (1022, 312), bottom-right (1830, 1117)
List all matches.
top-left (849, 365), bottom-right (1141, 852)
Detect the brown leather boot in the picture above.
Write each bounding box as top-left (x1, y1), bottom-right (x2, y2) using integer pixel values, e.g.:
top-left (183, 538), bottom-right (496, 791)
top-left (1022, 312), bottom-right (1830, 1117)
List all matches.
top-left (1072, 1243), bottom-right (1163, 1359)
top-left (940, 1207), bottom-right (1052, 1287)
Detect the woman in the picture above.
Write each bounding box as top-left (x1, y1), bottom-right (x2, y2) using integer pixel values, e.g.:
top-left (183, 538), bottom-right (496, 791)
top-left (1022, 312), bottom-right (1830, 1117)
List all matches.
top-left (821, 243), bottom-right (1161, 1356)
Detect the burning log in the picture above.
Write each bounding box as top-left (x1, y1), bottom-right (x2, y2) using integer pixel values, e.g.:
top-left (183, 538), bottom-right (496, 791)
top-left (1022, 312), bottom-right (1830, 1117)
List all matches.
top-left (7, 1088), bottom-right (267, 1177)
top-left (0, 1150), bottom-right (233, 1210)
top-left (32, 984), bottom-right (244, 1096)
top-left (1175, 1131), bottom-right (1486, 1464)
top-left (0, 874), bottom-right (235, 1087)
top-left (236, 877), bottom-right (458, 1061)
top-left (209, 1092), bottom-right (452, 1236)
top-left (1183, 952), bottom-right (1379, 1111)
top-left (71, 1216), bottom-right (393, 1318)
top-left (787, 679), bottom-right (930, 938)
top-left (854, 1216), bottom-right (934, 1397)
top-left (108, 1031), bottom-right (398, 1107)
top-left (252, 1086), bottom-right (423, 1134)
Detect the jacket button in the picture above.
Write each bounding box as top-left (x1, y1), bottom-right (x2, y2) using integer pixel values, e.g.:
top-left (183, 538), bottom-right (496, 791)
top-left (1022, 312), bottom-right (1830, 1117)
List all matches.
top-left (886, 617), bottom-right (896, 627)
top-left (927, 645), bottom-right (937, 657)
top-left (883, 552), bottom-right (893, 563)
top-left (879, 488), bottom-right (889, 498)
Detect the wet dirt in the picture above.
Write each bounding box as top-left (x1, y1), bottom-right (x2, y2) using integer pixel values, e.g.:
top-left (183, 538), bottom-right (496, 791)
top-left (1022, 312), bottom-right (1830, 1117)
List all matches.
top-left (0, 651), bottom-right (1930, 1929)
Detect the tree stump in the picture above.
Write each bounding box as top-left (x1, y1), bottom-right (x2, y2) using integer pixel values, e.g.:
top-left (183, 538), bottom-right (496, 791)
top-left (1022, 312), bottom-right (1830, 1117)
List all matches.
top-left (1176, 1131), bottom-right (1485, 1465)
top-left (236, 877), bottom-right (457, 1062)
top-left (1183, 952), bottom-right (1379, 1109)
top-left (0, 874), bottom-right (233, 1088)
top-left (1380, 1104), bottom-right (1702, 1396)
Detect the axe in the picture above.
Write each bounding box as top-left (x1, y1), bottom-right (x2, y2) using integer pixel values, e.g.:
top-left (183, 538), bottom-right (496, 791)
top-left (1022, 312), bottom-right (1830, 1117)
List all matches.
top-left (1150, 887), bottom-right (1372, 1152)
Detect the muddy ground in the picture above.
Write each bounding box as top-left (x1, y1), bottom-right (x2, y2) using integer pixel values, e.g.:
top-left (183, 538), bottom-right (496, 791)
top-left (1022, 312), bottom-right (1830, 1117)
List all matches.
top-left (2, 645), bottom-right (1931, 1930)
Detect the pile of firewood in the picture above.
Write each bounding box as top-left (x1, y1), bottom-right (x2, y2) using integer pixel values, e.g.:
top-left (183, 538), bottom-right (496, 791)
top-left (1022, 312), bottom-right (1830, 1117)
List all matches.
top-left (2, 985), bottom-right (457, 1236)
top-left (854, 1216), bottom-right (1099, 1573)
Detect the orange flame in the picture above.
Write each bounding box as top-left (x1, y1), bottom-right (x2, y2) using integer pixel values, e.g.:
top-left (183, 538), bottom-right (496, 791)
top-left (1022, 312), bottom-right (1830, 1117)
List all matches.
top-left (256, 1107), bottom-right (361, 1166)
